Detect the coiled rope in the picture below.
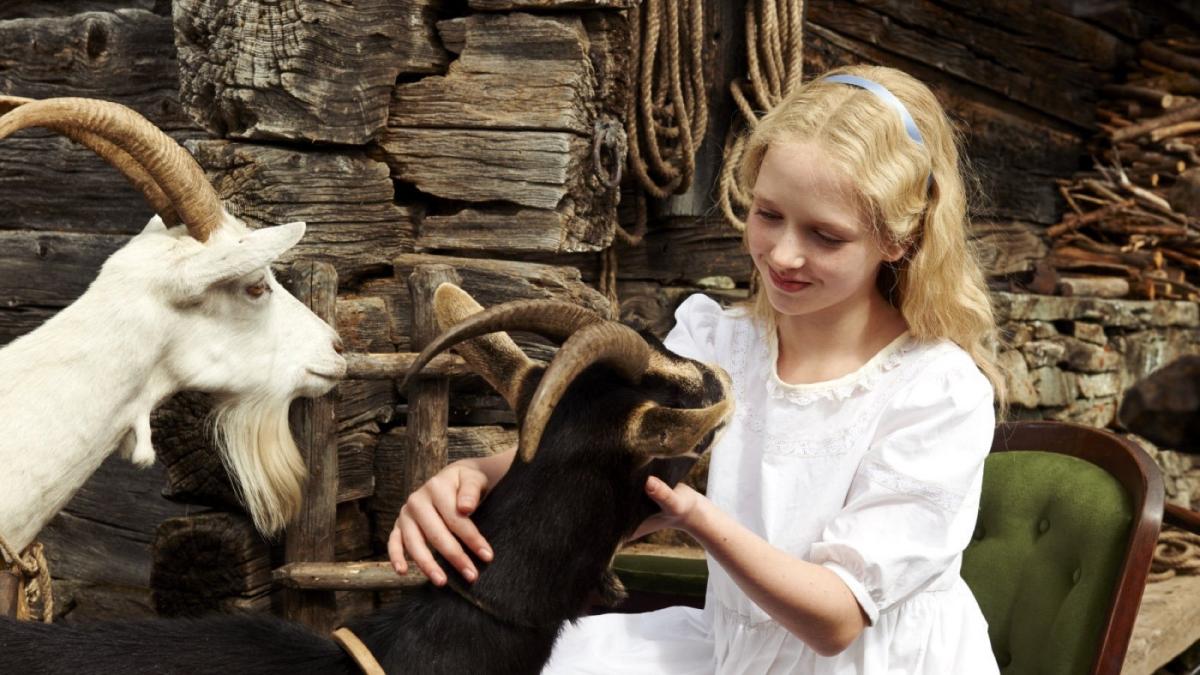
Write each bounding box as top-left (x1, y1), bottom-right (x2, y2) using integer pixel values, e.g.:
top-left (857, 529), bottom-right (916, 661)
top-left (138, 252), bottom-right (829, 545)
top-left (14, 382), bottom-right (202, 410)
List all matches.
top-left (1148, 527), bottom-right (1200, 582)
top-left (718, 0), bottom-right (805, 232)
top-left (0, 532), bottom-right (53, 622)
top-left (600, 0), bottom-right (708, 312)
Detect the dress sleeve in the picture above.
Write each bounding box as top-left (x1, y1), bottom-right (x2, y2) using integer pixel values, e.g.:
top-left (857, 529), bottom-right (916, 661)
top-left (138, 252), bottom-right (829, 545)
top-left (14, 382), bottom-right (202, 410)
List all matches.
top-left (662, 293), bottom-right (723, 364)
top-left (807, 353), bottom-right (995, 625)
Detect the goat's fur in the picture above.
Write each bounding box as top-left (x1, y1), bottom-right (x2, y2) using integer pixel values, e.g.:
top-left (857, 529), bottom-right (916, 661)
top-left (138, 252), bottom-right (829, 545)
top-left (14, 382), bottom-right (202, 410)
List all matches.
top-left (0, 213), bottom-right (346, 548)
top-left (0, 284), bottom-right (733, 675)
top-left (0, 96), bottom-right (348, 546)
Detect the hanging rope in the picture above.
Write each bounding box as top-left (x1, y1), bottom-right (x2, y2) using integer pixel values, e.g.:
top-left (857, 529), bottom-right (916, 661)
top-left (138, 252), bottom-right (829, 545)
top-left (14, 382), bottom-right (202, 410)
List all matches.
top-left (602, 0), bottom-right (709, 315)
top-left (0, 533), bottom-right (54, 623)
top-left (1148, 526), bottom-right (1200, 583)
top-left (718, 0), bottom-right (805, 232)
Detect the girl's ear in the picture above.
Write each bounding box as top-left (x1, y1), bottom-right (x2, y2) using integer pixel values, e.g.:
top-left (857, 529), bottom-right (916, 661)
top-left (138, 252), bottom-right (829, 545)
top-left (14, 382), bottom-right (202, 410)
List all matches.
top-left (881, 241), bottom-right (907, 263)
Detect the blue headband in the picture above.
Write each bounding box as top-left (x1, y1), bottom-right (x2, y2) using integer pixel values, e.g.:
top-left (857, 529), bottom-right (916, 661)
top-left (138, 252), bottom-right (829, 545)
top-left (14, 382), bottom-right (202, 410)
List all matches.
top-left (823, 74), bottom-right (933, 189)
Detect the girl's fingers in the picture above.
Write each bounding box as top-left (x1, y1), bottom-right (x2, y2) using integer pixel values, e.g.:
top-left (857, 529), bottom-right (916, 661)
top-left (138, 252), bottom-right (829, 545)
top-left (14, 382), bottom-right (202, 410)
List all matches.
top-left (387, 521), bottom-right (408, 574)
top-left (399, 510), bottom-right (447, 586)
top-left (407, 498), bottom-right (476, 582)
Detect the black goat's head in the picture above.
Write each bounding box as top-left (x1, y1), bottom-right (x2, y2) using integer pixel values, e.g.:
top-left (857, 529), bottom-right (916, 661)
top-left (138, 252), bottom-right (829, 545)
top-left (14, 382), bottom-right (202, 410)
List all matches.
top-left (403, 283), bottom-right (733, 506)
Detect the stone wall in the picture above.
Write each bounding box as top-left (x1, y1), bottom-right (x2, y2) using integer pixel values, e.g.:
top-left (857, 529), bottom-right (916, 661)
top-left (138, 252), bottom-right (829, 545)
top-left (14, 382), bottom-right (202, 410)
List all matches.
top-left (994, 292), bottom-right (1200, 506)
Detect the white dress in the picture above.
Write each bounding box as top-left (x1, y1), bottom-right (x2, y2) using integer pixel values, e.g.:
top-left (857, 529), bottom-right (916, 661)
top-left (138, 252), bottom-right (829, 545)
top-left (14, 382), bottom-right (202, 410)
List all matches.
top-left (544, 294), bottom-right (1000, 674)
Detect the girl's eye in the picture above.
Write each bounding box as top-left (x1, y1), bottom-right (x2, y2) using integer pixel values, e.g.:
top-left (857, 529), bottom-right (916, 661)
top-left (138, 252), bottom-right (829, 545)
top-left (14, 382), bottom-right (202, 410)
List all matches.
top-left (754, 208), bottom-right (782, 221)
top-left (814, 231), bottom-right (845, 245)
top-left (245, 281), bottom-right (271, 298)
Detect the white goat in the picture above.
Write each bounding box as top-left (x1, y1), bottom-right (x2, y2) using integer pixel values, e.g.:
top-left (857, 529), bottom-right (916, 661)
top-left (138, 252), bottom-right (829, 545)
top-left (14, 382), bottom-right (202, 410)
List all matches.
top-left (0, 97), bottom-right (347, 553)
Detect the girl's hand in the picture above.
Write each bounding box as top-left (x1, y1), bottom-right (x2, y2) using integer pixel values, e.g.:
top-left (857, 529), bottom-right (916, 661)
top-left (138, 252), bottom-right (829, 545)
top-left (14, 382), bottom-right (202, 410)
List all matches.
top-left (387, 461), bottom-right (494, 586)
top-left (632, 476), bottom-right (710, 539)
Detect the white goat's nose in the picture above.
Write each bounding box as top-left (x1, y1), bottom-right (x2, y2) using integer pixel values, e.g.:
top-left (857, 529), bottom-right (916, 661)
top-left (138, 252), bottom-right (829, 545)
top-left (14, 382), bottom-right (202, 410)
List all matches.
top-left (332, 336), bottom-right (345, 354)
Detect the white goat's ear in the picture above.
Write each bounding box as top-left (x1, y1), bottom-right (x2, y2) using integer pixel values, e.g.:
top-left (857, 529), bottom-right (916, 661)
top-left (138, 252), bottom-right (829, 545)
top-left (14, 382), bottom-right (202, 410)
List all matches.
top-left (177, 221), bottom-right (306, 297)
top-left (140, 215), bottom-right (168, 235)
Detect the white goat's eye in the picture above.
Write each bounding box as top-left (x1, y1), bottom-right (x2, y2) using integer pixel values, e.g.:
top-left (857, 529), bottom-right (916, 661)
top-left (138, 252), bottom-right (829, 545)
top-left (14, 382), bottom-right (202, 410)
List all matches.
top-left (245, 281), bottom-right (271, 299)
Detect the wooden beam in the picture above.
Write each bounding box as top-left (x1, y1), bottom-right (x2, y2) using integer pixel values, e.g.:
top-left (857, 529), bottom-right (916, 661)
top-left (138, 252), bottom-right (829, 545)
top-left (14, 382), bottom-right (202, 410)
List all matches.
top-left (403, 265), bottom-right (460, 499)
top-left (346, 352), bottom-right (471, 380)
top-left (0, 570), bottom-right (19, 619)
top-left (274, 562), bottom-right (426, 590)
top-left (282, 261), bottom-right (339, 632)
top-left (174, 0), bottom-right (446, 143)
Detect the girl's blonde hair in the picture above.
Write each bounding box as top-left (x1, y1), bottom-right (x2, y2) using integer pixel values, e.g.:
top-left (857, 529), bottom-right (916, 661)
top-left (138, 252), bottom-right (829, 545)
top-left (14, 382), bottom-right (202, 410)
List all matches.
top-left (738, 64), bottom-right (1007, 411)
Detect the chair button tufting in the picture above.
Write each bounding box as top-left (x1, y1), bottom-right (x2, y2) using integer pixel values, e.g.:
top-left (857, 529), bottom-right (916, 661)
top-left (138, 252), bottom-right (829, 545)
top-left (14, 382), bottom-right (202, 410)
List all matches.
top-left (1037, 518), bottom-right (1050, 535)
top-left (1073, 567), bottom-right (1082, 585)
top-left (973, 525), bottom-right (985, 541)
top-left (998, 651), bottom-right (1012, 668)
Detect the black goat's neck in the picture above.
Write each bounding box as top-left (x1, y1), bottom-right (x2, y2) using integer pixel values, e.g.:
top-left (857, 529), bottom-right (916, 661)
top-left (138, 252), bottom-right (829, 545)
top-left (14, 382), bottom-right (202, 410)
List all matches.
top-left (448, 456), bottom-right (640, 629)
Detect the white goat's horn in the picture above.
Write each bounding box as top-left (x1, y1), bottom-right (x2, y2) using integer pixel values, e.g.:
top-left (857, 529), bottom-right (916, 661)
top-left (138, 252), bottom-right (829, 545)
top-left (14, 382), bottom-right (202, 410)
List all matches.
top-left (401, 297), bottom-right (603, 409)
top-left (518, 321), bottom-right (651, 463)
top-left (0, 95), bottom-right (180, 226)
top-left (0, 96), bottom-right (222, 241)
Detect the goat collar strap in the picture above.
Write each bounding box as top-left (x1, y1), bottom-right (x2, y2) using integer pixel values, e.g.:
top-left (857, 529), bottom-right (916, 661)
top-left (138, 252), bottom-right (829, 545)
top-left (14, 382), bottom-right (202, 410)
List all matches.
top-left (442, 571), bottom-right (555, 630)
top-left (332, 627), bottom-right (386, 675)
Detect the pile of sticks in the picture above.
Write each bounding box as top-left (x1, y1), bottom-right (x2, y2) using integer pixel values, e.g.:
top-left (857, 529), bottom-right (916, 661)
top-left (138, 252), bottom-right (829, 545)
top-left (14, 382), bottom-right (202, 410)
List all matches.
top-left (1047, 37), bottom-right (1200, 302)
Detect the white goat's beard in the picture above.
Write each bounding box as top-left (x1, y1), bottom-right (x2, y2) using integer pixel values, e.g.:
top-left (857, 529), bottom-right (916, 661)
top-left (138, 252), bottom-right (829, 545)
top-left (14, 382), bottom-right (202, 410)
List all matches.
top-left (211, 395), bottom-right (306, 536)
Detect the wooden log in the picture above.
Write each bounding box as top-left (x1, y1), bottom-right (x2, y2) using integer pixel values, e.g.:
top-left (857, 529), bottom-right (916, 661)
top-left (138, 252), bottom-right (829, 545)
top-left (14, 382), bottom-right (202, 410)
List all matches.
top-left (151, 511), bottom-right (273, 617)
top-left (384, 11), bottom-right (630, 253)
top-left (173, 0), bottom-right (445, 144)
top-left (379, 127), bottom-right (591, 210)
top-left (0, 3), bottom-right (168, 19)
top-left (189, 140), bottom-right (416, 285)
top-left (1111, 102), bottom-right (1200, 142)
top-left (1140, 41), bottom-right (1200, 77)
top-left (807, 0), bottom-right (1111, 128)
top-left (0, 307), bottom-right (56, 348)
top-left (971, 221), bottom-right (1049, 276)
top-left (0, 570), bottom-right (20, 619)
top-left (35, 453), bottom-right (194, 593)
top-left (470, 0), bottom-right (634, 9)
top-left (282, 261), bottom-right (339, 632)
top-left (373, 253), bottom-right (612, 350)
top-left (403, 265), bottom-right (459, 500)
top-left (0, 10), bottom-right (203, 234)
top-left (274, 562), bottom-right (426, 590)
top-left (346, 353), bottom-right (471, 380)
top-left (803, 23), bottom-right (1079, 225)
top-left (1101, 84), bottom-right (1174, 109)
top-left (1057, 276), bottom-right (1131, 298)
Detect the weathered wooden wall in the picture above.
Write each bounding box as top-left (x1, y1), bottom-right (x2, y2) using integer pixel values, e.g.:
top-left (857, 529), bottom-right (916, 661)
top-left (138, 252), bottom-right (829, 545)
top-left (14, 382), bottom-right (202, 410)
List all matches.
top-left (2, 0), bottom-right (1198, 622)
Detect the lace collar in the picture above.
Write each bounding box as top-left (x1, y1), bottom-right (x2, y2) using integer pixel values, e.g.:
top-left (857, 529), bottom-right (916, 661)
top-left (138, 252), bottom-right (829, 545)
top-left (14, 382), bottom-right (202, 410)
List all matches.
top-left (765, 328), bottom-right (915, 406)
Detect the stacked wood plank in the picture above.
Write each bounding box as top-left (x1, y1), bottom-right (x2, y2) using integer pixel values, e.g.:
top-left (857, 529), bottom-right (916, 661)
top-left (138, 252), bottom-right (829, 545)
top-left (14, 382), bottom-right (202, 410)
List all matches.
top-left (1047, 36), bottom-right (1200, 301)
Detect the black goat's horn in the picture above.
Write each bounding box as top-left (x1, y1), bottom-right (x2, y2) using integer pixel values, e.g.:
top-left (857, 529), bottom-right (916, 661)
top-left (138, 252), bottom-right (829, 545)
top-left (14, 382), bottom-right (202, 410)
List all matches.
top-left (624, 398), bottom-right (733, 459)
top-left (401, 289), bottom-right (603, 410)
top-left (518, 321), bottom-right (651, 462)
top-left (0, 97), bottom-right (223, 241)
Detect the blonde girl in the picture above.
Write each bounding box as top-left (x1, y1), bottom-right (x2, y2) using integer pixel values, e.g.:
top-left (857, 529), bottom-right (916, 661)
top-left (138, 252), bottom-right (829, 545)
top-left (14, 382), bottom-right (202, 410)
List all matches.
top-left (391, 64), bottom-right (1006, 674)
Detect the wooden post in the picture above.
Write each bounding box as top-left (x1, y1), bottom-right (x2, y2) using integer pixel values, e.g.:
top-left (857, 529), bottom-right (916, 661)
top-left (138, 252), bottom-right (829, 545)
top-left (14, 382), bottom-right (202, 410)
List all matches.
top-left (0, 569), bottom-right (19, 618)
top-left (403, 265), bottom-right (460, 498)
top-left (282, 260), bottom-right (339, 633)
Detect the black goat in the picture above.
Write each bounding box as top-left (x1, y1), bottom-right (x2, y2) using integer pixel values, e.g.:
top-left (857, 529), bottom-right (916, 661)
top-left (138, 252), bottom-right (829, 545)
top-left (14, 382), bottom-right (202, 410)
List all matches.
top-left (0, 283), bottom-right (732, 675)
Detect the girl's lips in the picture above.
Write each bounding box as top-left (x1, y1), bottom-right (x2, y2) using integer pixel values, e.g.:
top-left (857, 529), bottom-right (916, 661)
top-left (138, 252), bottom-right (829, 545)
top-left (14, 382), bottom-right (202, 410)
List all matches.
top-left (768, 267), bottom-right (812, 293)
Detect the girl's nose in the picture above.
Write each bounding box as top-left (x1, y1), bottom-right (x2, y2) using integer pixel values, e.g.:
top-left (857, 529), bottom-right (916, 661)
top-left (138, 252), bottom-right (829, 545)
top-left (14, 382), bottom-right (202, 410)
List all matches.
top-left (770, 238), bottom-right (806, 270)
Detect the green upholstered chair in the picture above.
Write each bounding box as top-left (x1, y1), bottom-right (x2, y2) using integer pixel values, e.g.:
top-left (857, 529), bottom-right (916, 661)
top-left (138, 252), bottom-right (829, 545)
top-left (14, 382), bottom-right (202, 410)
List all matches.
top-left (967, 421), bottom-right (1163, 675)
top-left (608, 420), bottom-right (1164, 675)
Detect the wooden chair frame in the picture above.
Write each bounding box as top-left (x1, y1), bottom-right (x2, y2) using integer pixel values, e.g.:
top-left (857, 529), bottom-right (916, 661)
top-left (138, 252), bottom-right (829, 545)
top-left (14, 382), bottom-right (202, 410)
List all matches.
top-left (989, 420), bottom-right (1164, 675)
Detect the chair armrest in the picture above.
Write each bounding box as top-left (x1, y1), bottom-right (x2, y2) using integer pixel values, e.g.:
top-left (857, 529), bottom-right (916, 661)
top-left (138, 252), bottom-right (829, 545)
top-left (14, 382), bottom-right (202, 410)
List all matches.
top-left (1164, 503), bottom-right (1200, 533)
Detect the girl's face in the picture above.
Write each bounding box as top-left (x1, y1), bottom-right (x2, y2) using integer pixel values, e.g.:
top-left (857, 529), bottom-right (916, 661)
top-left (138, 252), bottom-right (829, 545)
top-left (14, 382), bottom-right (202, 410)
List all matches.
top-left (746, 141), bottom-right (904, 321)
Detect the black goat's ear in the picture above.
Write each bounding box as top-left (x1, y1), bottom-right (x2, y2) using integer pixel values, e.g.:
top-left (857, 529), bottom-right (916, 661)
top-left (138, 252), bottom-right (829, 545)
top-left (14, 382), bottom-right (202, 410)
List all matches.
top-left (431, 283), bottom-right (536, 411)
top-left (594, 569), bottom-right (628, 608)
top-left (624, 399), bottom-right (733, 459)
